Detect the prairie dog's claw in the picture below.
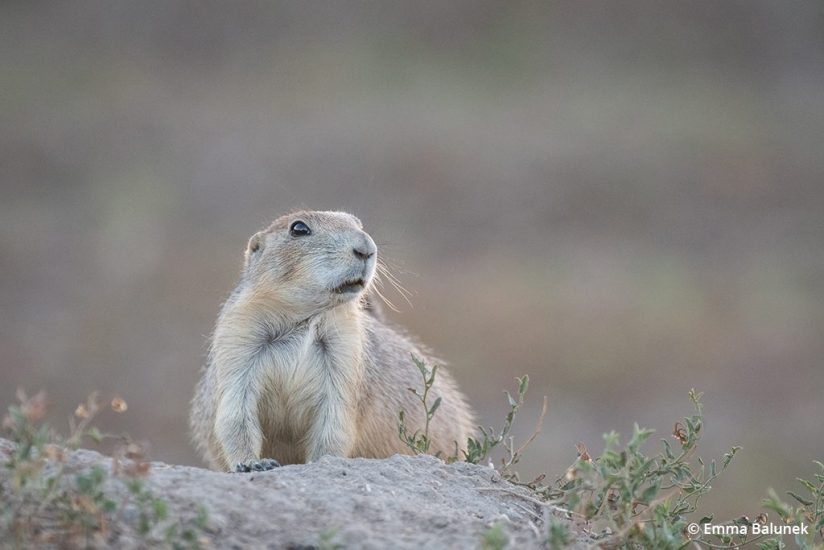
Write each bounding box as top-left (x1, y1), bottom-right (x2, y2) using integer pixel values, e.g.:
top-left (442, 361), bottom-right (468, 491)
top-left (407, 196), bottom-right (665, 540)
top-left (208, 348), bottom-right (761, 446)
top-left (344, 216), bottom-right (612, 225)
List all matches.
top-left (233, 458), bottom-right (281, 473)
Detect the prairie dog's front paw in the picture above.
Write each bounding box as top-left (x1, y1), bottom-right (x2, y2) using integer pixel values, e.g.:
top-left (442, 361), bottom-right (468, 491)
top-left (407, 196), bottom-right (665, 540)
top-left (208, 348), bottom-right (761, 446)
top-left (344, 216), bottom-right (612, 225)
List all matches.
top-left (233, 458), bottom-right (281, 473)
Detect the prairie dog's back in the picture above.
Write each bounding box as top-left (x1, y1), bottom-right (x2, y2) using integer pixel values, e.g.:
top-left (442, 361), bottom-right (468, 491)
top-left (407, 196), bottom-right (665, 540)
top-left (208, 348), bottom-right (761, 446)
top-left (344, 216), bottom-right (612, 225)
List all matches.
top-left (351, 315), bottom-right (475, 459)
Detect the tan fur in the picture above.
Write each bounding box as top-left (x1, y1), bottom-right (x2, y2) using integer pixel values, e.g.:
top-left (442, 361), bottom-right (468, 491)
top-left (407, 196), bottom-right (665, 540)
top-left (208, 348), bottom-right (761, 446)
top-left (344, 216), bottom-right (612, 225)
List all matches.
top-left (190, 210), bottom-right (475, 470)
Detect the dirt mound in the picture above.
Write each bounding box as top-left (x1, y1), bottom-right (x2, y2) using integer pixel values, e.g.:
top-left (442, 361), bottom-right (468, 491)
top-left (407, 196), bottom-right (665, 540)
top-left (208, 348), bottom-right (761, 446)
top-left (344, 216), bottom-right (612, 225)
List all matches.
top-left (1, 438), bottom-right (580, 549)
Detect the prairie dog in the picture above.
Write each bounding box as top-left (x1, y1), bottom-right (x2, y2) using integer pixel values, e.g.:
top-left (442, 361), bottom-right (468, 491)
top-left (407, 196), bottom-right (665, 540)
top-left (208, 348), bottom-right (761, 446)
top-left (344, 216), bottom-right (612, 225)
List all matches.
top-left (190, 210), bottom-right (475, 471)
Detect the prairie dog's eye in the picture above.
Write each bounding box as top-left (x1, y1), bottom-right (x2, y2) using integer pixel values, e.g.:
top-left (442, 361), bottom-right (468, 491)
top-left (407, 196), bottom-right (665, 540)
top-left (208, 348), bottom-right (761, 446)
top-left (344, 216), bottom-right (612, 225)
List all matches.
top-left (289, 220), bottom-right (311, 237)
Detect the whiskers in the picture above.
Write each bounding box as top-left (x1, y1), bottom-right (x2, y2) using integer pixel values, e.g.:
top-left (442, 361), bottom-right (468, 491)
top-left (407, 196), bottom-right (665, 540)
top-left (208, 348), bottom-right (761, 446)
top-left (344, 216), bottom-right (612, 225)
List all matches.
top-left (369, 257), bottom-right (414, 313)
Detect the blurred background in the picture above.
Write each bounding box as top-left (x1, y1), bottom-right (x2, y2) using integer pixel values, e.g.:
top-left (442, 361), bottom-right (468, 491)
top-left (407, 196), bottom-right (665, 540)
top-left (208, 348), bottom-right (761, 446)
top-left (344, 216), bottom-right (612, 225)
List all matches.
top-left (2, 0), bottom-right (822, 521)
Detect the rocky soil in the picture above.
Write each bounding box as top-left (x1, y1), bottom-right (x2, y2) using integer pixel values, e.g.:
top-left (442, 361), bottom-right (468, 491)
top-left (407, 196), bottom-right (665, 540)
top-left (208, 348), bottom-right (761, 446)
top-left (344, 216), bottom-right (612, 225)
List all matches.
top-left (0, 438), bottom-right (583, 549)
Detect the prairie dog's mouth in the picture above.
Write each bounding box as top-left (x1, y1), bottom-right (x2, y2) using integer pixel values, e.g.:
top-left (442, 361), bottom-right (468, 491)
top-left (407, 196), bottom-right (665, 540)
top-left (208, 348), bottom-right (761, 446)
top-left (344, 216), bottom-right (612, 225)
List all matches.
top-left (333, 278), bottom-right (366, 294)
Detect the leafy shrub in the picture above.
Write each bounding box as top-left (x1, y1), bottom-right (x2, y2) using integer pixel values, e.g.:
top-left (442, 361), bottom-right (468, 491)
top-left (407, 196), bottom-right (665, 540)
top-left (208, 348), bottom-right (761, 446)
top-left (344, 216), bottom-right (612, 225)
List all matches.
top-left (0, 390), bottom-right (209, 548)
top-left (401, 357), bottom-right (823, 549)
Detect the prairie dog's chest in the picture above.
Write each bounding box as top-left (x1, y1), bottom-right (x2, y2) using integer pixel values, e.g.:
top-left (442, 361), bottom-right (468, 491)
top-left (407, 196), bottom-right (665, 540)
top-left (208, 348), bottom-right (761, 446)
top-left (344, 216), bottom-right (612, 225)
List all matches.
top-left (262, 319), bottom-right (362, 397)
top-left (257, 319), bottom-right (362, 443)
top-left (263, 327), bottom-right (323, 388)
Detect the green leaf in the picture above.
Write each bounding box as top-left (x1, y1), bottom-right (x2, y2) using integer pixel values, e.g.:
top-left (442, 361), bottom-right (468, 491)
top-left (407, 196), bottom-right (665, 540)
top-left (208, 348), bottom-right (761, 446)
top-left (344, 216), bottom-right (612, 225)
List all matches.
top-left (127, 478), bottom-right (143, 495)
top-left (429, 397), bottom-right (442, 417)
top-left (75, 472), bottom-right (93, 493)
top-left (86, 427), bottom-right (103, 443)
top-left (786, 491), bottom-right (814, 506)
top-left (757, 538), bottom-right (785, 550)
top-left (796, 477), bottom-right (817, 494)
top-left (505, 391), bottom-right (516, 408)
top-left (518, 376), bottom-right (529, 396)
top-left (92, 465), bottom-right (105, 483)
top-left (661, 439), bottom-right (675, 460)
top-left (153, 498), bottom-right (168, 520)
top-left (639, 480), bottom-right (661, 504)
top-left (603, 431), bottom-right (620, 449)
top-left (762, 489), bottom-right (792, 520)
top-left (428, 364), bottom-right (438, 385)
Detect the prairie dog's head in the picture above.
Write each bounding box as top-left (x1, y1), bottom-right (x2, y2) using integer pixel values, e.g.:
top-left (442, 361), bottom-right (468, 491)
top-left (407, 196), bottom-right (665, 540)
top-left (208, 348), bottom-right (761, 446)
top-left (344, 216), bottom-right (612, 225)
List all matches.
top-left (242, 210), bottom-right (378, 315)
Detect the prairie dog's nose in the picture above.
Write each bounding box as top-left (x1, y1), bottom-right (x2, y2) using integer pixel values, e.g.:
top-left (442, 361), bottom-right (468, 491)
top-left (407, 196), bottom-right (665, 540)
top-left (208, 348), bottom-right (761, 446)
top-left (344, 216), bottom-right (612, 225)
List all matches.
top-left (353, 234), bottom-right (377, 260)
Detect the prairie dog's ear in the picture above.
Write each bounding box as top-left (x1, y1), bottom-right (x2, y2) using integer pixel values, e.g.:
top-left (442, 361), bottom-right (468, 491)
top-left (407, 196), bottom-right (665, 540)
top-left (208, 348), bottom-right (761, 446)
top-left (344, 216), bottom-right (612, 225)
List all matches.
top-left (245, 232), bottom-right (264, 263)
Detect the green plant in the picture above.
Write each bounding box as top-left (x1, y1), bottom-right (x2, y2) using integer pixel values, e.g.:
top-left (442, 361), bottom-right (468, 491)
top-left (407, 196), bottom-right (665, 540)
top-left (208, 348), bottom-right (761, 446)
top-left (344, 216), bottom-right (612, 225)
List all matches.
top-left (0, 389), bottom-right (209, 549)
top-left (464, 375), bottom-right (529, 465)
top-left (396, 360), bottom-right (824, 549)
top-left (545, 515), bottom-right (572, 549)
top-left (542, 390), bottom-right (744, 548)
top-left (398, 354), bottom-right (443, 455)
top-left (535, 391), bottom-right (824, 549)
top-left (480, 523), bottom-right (509, 550)
top-left (398, 355), bottom-right (547, 478)
top-left (1, 390), bottom-right (114, 546)
top-left (317, 528), bottom-right (344, 550)
top-left (61, 465), bottom-right (118, 544)
top-left (761, 461), bottom-right (824, 549)
top-left (463, 374), bottom-right (547, 485)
